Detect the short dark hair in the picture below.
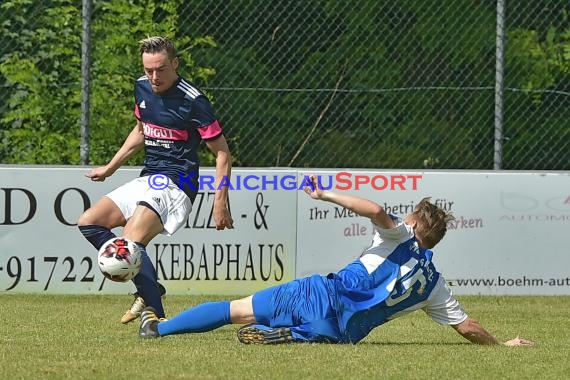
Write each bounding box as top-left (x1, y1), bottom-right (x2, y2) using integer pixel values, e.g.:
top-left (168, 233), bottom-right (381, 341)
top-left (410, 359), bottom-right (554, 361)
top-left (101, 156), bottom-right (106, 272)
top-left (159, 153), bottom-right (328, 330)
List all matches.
top-left (139, 36), bottom-right (177, 60)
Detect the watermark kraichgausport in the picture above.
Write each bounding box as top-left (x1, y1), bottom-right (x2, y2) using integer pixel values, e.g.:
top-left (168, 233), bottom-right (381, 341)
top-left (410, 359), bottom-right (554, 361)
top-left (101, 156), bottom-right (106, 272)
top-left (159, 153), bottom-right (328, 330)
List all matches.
top-left (148, 171), bottom-right (422, 191)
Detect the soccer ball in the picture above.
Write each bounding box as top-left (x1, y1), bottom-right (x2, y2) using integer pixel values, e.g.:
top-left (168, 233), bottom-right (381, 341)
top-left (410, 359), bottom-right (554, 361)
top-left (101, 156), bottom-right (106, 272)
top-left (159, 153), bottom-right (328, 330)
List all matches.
top-left (98, 237), bottom-right (142, 282)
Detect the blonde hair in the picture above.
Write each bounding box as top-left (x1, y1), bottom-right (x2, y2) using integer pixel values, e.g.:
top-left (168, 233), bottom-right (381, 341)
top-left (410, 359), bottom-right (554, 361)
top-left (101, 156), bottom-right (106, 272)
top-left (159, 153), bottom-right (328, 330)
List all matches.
top-left (139, 36), bottom-right (177, 60)
top-left (411, 197), bottom-right (455, 248)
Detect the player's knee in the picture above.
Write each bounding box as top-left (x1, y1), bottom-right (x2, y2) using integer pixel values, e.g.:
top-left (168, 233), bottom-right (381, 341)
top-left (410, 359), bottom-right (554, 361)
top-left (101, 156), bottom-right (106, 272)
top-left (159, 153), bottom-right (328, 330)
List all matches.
top-left (229, 297), bottom-right (255, 324)
top-left (77, 196), bottom-right (126, 228)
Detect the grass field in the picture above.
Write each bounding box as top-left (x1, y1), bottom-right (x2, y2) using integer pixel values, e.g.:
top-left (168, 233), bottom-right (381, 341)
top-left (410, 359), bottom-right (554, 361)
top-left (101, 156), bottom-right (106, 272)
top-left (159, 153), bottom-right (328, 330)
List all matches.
top-left (0, 294), bottom-right (568, 379)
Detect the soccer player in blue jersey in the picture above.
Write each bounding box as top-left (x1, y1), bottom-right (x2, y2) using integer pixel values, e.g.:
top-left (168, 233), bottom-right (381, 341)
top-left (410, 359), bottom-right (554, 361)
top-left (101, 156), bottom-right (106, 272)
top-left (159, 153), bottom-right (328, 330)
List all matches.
top-left (138, 175), bottom-right (533, 346)
top-left (77, 36), bottom-right (233, 324)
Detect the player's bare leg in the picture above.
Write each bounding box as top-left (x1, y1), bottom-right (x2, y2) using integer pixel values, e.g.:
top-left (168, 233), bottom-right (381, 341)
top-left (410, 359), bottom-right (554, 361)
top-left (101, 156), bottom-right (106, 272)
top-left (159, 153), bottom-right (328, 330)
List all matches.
top-left (229, 296), bottom-right (256, 324)
top-left (78, 196), bottom-right (126, 229)
top-left (122, 205), bottom-right (164, 245)
top-left (78, 197), bottom-right (155, 324)
top-left (228, 296), bottom-right (293, 344)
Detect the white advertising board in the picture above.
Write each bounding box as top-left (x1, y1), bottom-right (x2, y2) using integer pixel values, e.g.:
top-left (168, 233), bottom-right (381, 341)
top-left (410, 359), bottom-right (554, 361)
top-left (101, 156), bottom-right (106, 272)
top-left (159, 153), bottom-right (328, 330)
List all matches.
top-left (0, 166), bottom-right (297, 295)
top-left (1, 167), bottom-right (569, 295)
top-left (296, 170), bottom-right (570, 295)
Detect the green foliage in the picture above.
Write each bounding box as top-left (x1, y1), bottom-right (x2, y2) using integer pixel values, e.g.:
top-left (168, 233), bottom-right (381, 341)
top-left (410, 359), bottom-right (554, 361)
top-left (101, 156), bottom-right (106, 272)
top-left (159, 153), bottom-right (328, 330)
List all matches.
top-left (502, 16), bottom-right (570, 169)
top-left (178, 0), bottom-right (498, 168)
top-left (507, 29), bottom-right (556, 91)
top-left (0, 0), bottom-right (217, 165)
top-left (0, 0), bottom-right (81, 164)
top-left (85, 0), bottom-right (217, 166)
top-left (0, 0), bottom-right (568, 168)
top-left (507, 21), bottom-right (570, 94)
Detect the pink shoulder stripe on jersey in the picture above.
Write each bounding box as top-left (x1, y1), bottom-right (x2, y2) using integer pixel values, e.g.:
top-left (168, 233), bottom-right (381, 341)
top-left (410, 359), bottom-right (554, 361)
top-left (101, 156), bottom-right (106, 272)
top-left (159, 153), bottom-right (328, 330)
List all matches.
top-left (142, 122), bottom-right (189, 141)
top-left (198, 120), bottom-right (223, 140)
top-left (134, 104), bottom-right (141, 119)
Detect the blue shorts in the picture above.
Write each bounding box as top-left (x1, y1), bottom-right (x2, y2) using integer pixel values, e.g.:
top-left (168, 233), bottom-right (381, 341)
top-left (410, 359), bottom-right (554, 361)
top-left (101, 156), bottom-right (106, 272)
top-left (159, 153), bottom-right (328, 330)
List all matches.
top-left (252, 274), bottom-right (343, 342)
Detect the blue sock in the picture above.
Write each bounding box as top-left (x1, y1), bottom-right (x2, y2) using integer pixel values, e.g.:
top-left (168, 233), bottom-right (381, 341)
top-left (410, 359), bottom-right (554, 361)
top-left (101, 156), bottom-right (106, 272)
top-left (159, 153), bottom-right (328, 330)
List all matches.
top-left (78, 225), bottom-right (116, 250)
top-left (132, 242), bottom-right (165, 318)
top-left (157, 301), bottom-right (231, 336)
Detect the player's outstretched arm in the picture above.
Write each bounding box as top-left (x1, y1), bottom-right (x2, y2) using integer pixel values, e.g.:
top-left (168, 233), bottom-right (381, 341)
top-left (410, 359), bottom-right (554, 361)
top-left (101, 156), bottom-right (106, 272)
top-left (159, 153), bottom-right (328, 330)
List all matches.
top-left (85, 122), bottom-right (145, 182)
top-left (303, 174), bottom-right (395, 229)
top-left (451, 317), bottom-right (534, 346)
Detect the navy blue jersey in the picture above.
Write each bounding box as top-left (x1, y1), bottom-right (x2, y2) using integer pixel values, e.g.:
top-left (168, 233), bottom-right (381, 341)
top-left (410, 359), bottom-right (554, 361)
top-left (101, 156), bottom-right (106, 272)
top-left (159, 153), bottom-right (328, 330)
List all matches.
top-left (134, 76), bottom-right (223, 201)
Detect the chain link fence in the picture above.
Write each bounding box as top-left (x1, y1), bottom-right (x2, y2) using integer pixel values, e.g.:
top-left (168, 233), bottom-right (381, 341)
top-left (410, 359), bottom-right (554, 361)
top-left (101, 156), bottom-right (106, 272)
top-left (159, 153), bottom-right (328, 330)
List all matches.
top-left (0, 0), bottom-right (568, 169)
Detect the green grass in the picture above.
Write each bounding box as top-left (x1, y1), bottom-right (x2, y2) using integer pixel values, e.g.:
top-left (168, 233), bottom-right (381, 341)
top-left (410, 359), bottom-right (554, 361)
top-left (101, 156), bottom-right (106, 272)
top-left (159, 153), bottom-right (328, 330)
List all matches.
top-left (0, 294), bottom-right (568, 380)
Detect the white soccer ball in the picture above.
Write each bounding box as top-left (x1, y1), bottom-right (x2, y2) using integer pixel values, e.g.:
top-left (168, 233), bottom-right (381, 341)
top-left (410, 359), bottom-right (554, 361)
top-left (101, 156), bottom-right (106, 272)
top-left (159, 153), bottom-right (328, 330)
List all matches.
top-left (98, 237), bottom-right (142, 282)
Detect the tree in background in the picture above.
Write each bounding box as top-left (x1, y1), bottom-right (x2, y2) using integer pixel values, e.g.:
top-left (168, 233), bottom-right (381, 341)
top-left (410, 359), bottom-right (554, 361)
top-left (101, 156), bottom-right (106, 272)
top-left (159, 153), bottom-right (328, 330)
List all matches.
top-left (0, 0), bottom-right (216, 165)
top-left (0, 0), bottom-right (568, 169)
top-left (0, 0), bottom-right (81, 164)
top-left (88, 0), bottom-right (217, 166)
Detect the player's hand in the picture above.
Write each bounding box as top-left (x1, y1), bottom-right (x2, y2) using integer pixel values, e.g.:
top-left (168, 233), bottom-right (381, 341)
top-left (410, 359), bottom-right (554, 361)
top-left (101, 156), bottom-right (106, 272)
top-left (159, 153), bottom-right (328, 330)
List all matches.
top-left (85, 166), bottom-right (113, 182)
top-left (503, 336), bottom-right (535, 347)
top-left (303, 174), bottom-right (326, 200)
top-left (214, 204), bottom-right (234, 230)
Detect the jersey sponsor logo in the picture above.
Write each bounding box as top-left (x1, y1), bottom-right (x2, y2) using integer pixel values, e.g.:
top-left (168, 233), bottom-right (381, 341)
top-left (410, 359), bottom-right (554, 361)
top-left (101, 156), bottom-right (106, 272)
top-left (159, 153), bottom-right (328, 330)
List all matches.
top-left (140, 100), bottom-right (146, 109)
top-left (145, 140), bottom-right (172, 148)
top-left (143, 122), bottom-right (188, 141)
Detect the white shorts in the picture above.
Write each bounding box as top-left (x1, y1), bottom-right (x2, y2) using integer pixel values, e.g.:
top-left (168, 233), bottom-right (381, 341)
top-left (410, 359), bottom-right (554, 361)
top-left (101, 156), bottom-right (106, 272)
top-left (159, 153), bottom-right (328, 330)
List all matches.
top-left (105, 176), bottom-right (192, 236)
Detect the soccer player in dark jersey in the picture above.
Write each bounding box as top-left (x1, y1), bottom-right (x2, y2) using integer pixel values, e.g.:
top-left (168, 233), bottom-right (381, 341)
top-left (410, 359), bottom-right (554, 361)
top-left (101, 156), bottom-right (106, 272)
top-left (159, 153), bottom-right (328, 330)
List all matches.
top-left (137, 175), bottom-right (533, 347)
top-left (77, 36), bottom-right (233, 323)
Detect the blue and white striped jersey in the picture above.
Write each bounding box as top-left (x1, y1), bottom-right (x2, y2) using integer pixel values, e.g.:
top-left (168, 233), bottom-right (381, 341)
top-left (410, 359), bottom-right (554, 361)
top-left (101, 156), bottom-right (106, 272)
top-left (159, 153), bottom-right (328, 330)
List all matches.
top-left (330, 216), bottom-right (466, 343)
